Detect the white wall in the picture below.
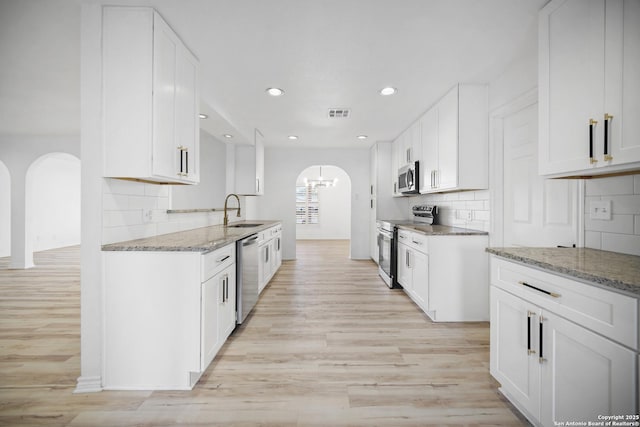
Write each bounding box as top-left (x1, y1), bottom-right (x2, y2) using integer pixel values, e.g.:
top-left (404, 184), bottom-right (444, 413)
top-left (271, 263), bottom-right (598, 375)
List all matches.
top-left (30, 153), bottom-right (81, 251)
top-left (0, 136), bottom-right (80, 267)
top-left (296, 165), bottom-right (351, 240)
top-left (249, 147), bottom-right (370, 260)
top-left (0, 161), bottom-right (9, 257)
top-left (170, 130), bottom-right (228, 210)
top-left (584, 174), bottom-right (640, 256)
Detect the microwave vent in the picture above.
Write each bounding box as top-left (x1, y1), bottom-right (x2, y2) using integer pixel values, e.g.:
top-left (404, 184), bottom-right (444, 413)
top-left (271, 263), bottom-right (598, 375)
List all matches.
top-left (328, 108), bottom-right (350, 118)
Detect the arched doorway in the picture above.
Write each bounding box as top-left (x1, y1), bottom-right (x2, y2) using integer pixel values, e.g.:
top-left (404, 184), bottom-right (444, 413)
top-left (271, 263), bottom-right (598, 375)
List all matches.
top-left (27, 153), bottom-right (81, 254)
top-left (0, 161), bottom-right (10, 258)
top-left (295, 165), bottom-right (352, 256)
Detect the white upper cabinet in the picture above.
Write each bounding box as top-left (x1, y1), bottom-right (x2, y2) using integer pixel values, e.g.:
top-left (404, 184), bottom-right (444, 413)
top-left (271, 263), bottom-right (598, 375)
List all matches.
top-left (103, 7), bottom-right (200, 184)
top-left (235, 129), bottom-right (265, 195)
top-left (419, 84), bottom-right (488, 193)
top-left (539, 0), bottom-right (640, 177)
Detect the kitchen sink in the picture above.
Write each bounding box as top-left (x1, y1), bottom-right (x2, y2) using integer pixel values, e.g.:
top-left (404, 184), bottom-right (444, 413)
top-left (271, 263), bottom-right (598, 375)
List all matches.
top-left (228, 223), bottom-right (263, 228)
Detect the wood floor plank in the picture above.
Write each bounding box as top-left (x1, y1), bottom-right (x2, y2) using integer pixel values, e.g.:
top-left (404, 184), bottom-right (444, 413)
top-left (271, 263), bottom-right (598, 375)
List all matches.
top-left (0, 240), bottom-right (526, 426)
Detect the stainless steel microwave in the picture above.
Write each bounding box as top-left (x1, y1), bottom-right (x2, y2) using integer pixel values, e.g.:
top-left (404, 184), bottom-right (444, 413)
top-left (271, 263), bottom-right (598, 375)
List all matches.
top-left (398, 161), bottom-right (419, 194)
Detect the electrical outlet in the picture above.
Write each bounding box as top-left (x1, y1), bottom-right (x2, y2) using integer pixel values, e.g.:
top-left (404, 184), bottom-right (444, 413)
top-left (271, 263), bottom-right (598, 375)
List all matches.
top-left (589, 200), bottom-right (612, 220)
top-left (142, 208), bottom-right (153, 223)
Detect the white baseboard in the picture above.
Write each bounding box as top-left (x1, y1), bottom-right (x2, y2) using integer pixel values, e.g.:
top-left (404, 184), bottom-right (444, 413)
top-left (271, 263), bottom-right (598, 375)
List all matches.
top-left (74, 375), bottom-right (102, 393)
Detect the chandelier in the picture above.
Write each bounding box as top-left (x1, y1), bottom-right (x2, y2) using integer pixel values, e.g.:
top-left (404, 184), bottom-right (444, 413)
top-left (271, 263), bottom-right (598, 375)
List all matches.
top-left (304, 166), bottom-right (338, 188)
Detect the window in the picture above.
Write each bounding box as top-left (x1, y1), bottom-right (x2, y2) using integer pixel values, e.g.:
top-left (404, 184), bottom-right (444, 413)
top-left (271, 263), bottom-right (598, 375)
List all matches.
top-left (296, 184), bottom-right (319, 224)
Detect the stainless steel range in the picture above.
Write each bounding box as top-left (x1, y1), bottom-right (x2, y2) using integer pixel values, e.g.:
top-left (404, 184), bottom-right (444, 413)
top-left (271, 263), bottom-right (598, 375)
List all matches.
top-left (377, 205), bottom-right (438, 288)
top-left (376, 220), bottom-right (395, 288)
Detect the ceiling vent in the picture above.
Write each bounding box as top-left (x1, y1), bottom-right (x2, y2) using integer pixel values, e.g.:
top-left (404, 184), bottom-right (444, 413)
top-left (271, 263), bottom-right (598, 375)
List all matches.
top-left (328, 108), bottom-right (350, 119)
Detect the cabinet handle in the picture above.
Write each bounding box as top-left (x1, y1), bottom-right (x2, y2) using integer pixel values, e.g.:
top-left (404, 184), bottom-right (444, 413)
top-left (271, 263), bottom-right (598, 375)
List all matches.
top-left (221, 276), bottom-right (226, 303)
top-left (527, 311), bottom-right (536, 355)
top-left (411, 239), bottom-right (422, 245)
top-left (604, 113), bottom-right (613, 161)
top-left (394, 182), bottom-right (397, 194)
top-left (266, 246), bottom-right (269, 262)
top-left (406, 249), bottom-right (410, 268)
top-left (256, 178), bottom-right (260, 193)
top-left (370, 185), bottom-right (373, 195)
top-left (589, 119), bottom-right (598, 164)
top-left (518, 281), bottom-right (561, 298)
top-left (217, 255), bottom-right (230, 263)
top-left (539, 316), bottom-right (546, 364)
top-left (185, 150), bottom-right (189, 174)
top-left (371, 199), bottom-right (373, 209)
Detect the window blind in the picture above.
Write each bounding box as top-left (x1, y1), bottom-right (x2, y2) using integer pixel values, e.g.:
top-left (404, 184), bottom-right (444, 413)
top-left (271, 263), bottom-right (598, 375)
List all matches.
top-left (296, 185), bottom-right (319, 224)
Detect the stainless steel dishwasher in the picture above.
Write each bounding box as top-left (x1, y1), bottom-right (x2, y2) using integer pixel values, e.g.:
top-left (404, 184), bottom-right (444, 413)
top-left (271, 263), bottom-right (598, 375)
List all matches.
top-left (236, 234), bottom-right (259, 324)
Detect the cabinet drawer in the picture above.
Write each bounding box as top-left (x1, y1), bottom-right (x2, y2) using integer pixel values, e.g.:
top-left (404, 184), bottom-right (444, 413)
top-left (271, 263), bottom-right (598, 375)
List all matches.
top-left (491, 257), bottom-right (638, 350)
top-left (397, 229), bottom-right (428, 253)
top-left (202, 243), bottom-right (235, 282)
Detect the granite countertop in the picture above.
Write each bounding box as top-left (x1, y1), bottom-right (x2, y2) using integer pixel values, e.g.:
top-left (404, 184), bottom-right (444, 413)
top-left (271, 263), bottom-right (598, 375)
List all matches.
top-left (487, 247), bottom-right (640, 298)
top-left (102, 220), bottom-right (281, 253)
top-left (392, 221), bottom-right (488, 236)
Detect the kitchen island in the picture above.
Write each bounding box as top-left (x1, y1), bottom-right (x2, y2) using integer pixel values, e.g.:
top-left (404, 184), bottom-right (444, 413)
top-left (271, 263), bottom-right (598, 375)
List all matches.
top-left (101, 220), bottom-right (281, 390)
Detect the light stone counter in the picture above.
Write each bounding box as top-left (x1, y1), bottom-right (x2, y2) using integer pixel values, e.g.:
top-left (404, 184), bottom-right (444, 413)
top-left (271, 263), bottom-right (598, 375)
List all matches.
top-left (393, 222), bottom-right (488, 236)
top-left (102, 220), bottom-right (281, 253)
top-left (487, 247), bottom-right (640, 298)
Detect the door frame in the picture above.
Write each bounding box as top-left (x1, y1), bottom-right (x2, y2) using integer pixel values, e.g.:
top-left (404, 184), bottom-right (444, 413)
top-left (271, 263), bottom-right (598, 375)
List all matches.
top-left (489, 89), bottom-right (584, 248)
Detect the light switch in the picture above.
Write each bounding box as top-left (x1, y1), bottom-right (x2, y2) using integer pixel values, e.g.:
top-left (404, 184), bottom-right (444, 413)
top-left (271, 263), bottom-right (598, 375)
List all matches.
top-left (589, 200), bottom-right (612, 220)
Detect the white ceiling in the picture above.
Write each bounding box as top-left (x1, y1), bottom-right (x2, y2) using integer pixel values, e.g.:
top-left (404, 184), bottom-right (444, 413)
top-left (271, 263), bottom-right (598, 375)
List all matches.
top-left (0, 0), bottom-right (546, 148)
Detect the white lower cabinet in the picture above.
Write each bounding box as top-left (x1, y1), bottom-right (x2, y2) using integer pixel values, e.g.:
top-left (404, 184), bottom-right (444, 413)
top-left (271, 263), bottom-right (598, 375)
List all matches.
top-left (397, 232), bottom-right (429, 314)
top-left (201, 263), bottom-right (236, 371)
top-left (490, 257), bottom-right (638, 426)
top-left (258, 225), bottom-right (282, 294)
top-left (103, 243), bottom-right (236, 390)
top-left (398, 229), bottom-right (489, 322)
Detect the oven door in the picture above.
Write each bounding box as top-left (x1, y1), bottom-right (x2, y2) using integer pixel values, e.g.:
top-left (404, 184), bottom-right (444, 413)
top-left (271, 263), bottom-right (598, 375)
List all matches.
top-left (377, 228), bottom-right (393, 288)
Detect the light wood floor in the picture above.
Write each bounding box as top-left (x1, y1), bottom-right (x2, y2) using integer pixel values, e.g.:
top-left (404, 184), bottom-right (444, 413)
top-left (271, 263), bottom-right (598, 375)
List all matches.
top-left (0, 241), bottom-right (526, 426)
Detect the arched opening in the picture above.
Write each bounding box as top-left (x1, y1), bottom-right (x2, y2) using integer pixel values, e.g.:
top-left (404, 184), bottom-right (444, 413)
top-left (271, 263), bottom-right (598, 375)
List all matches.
top-left (0, 161), bottom-right (10, 258)
top-left (27, 153), bottom-right (81, 254)
top-left (295, 165), bottom-right (352, 257)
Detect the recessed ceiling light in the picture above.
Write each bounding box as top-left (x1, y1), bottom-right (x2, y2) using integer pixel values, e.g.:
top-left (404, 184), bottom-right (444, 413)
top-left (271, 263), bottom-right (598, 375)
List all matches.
top-left (266, 87), bottom-right (285, 97)
top-left (357, 135), bottom-right (368, 140)
top-left (199, 113), bottom-right (208, 119)
top-left (288, 135), bottom-right (298, 140)
top-left (379, 87), bottom-right (397, 96)
top-left (223, 134), bottom-right (233, 139)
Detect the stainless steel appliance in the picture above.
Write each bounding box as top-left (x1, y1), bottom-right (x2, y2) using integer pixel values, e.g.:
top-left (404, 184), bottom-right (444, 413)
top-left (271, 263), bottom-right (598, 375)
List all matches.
top-left (398, 161), bottom-right (420, 194)
top-left (236, 233), bottom-right (259, 324)
top-left (412, 204), bottom-right (439, 224)
top-left (376, 220), bottom-right (396, 288)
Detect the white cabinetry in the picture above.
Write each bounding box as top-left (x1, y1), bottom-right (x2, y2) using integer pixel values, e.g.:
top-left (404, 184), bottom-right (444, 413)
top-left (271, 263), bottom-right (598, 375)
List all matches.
top-left (490, 257), bottom-right (638, 425)
top-left (235, 129), bottom-right (265, 195)
top-left (419, 84), bottom-right (488, 193)
top-left (539, 0), bottom-right (640, 177)
top-left (103, 7), bottom-right (199, 184)
top-left (369, 142), bottom-right (407, 261)
top-left (397, 229), bottom-right (429, 313)
top-left (398, 229), bottom-right (489, 322)
top-left (103, 243), bottom-right (236, 390)
top-left (258, 224), bottom-right (282, 293)
top-left (201, 262), bottom-right (235, 371)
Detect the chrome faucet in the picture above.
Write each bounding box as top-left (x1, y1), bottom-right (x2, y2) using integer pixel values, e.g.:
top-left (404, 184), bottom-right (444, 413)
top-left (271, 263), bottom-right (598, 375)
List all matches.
top-left (223, 193), bottom-right (241, 226)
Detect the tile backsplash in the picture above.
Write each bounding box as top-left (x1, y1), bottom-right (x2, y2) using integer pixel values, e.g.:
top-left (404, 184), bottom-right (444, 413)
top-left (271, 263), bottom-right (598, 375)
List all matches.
top-left (102, 178), bottom-right (240, 244)
top-left (584, 174), bottom-right (640, 256)
top-left (411, 190), bottom-right (490, 232)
